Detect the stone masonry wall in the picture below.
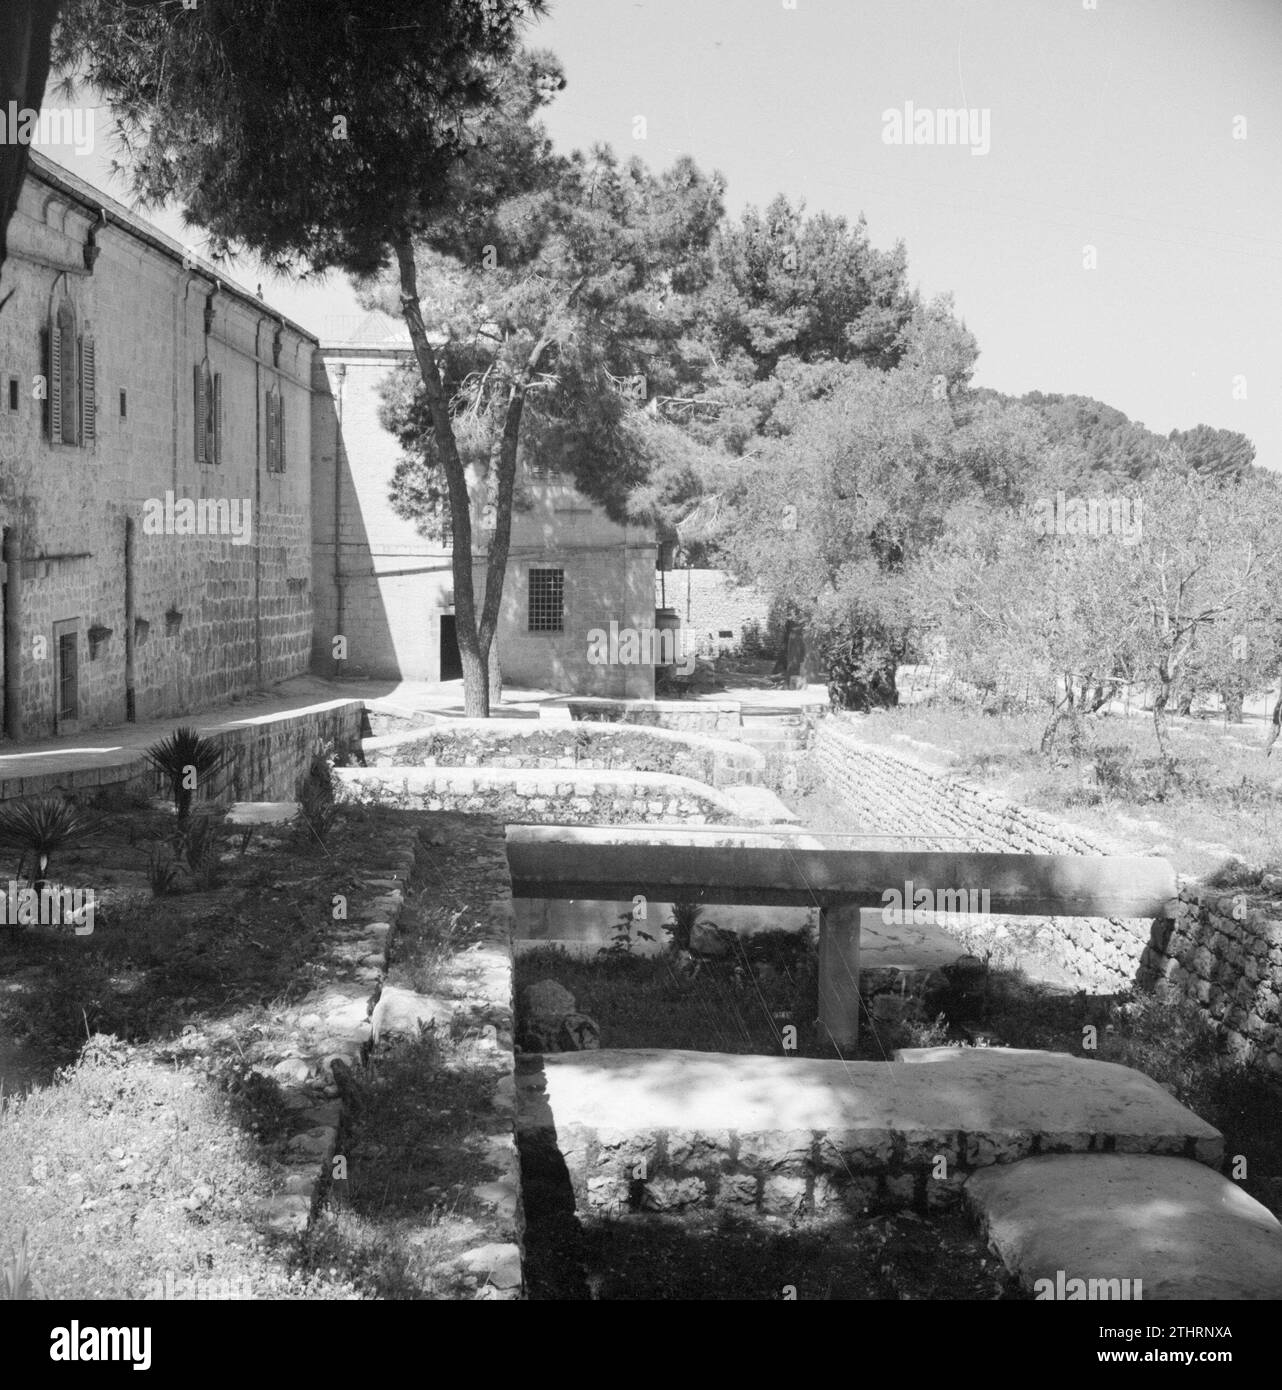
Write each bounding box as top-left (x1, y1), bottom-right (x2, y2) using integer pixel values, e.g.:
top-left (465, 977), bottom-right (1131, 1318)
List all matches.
top-left (336, 765), bottom-right (737, 826)
top-left (817, 717), bottom-right (1282, 1074)
top-left (657, 569), bottom-right (772, 655)
top-left (363, 720), bottom-right (764, 790)
top-left (0, 156), bottom-right (313, 737)
top-left (1140, 883), bottom-right (1282, 1075)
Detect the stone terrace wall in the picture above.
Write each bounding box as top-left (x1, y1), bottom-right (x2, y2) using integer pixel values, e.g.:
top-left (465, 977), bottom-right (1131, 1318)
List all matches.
top-left (569, 699), bottom-right (742, 734)
top-left (1141, 883), bottom-right (1282, 1075)
top-left (818, 716), bottom-right (1282, 1075)
top-left (363, 720), bottom-right (763, 790)
top-left (336, 765), bottom-right (738, 826)
top-left (814, 718), bottom-right (1119, 855)
top-left (813, 717), bottom-right (1153, 992)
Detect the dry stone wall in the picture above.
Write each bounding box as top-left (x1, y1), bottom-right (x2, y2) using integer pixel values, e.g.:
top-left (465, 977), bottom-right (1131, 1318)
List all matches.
top-left (363, 720), bottom-right (763, 790)
top-left (815, 715), bottom-right (1282, 1074)
top-left (1140, 882), bottom-right (1282, 1075)
top-left (336, 764), bottom-right (737, 826)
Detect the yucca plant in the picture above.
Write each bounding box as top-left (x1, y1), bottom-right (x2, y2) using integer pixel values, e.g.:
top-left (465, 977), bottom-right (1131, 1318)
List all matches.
top-left (1, 1229), bottom-right (46, 1299)
top-left (180, 813), bottom-right (223, 888)
top-left (662, 900), bottom-right (717, 955)
top-left (0, 797), bottom-right (101, 892)
top-left (145, 726), bottom-right (230, 831)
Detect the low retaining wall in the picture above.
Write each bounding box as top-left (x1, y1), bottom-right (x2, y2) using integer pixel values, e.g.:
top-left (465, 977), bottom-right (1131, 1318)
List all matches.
top-left (518, 1047), bottom-right (1223, 1223)
top-left (336, 765), bottom-right (738, 825)
top-left (0, 699), bottom-right (366, 809)
top-left (1141, 882), bottom-right (1282, 1074)
top-left (814, 718), bottom-right (1118, 855)
top-left (363, 719), bottom-right (763, 790)
top-left (568, 698), bottom-right (743, 734)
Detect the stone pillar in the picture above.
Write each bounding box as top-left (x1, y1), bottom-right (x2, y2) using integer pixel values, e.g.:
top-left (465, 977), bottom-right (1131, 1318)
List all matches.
top-left (818, 902), bottom-right (861, 1052)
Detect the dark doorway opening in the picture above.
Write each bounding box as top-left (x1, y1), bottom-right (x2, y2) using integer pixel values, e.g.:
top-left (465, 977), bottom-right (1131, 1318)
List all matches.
top-left (57, 630), bottom-right (78, 728)
top-left (439, 612), bottom-right (462, 681)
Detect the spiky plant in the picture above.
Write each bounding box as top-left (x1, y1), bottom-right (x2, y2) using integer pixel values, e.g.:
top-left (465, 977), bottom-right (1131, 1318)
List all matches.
top-left (0, 797), bottom-right (101, 892)
top-left (144, 727), bottom-right (230, 830)
top-left (662, 900), bottom-right (716, 955)
top-left (1, 1229), bottom-right (46, 1300)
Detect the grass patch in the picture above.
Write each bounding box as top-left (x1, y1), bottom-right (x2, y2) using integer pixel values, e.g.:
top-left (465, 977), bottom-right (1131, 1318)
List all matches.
top-left (516, 941), bottom-right (825, 1057)
top-left (296, 1029), bottom-right (502, 1299)
top-left (0, 1034), bottom-right (357, 1299)
top-left (850, 703), bottom-right (1282, 875)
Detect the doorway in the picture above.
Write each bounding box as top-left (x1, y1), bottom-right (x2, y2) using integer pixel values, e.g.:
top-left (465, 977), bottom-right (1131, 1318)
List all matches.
top-left (439, 612), bottom-right (462, 681)
top-left (54, 622), bottom-right (79, 734)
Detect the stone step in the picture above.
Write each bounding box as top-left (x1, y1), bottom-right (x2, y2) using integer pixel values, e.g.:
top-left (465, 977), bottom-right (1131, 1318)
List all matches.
top-left (517, 1048), bottom-right (1223, 1221)
top-left (966, 1153), bottom-right (1282, 1300)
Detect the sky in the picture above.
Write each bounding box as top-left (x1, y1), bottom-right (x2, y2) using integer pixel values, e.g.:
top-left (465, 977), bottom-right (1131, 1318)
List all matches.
top-left (38, 0), bottom-right (1282, 467)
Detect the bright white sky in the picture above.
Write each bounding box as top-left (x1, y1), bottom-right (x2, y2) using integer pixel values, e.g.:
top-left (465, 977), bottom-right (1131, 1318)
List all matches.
top-left (41, 0), bottom-right (1282, 467)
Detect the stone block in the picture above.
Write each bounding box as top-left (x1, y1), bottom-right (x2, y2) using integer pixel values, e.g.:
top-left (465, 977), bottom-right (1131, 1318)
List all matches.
top-left (761, 1174), bottom-right (807, 1216)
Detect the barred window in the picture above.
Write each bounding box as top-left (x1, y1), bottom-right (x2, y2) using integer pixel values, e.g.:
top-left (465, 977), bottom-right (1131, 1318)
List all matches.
top-left (527, 568), bottom-right (564, 633)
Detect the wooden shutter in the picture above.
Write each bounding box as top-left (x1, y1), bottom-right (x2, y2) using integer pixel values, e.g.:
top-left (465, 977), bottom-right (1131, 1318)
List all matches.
top-left (213, 372), bottom-right (222, 465)
top-left (193, 364), bottom-right (206, 464)
top-left (49, 318), bottom-right (63, 444)
top-left (265, 387), bottom-right (277, 472)
top-left (80, 336), bottom-right (95, 444)
top-left (39, 326), bottom-right (50, 438)
top-left (278, 391), bottom-right (285, 472)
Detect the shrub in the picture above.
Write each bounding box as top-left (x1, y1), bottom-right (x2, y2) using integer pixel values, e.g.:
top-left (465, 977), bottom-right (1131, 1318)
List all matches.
top-left (295, 750), bottom-right (339, 850)
top-left (145, 842), bottom-right (182, 897)
top-left (662, 901), bottom-right (711, 955)
top-left (145, 727), bottom-right (230, 830)
top-left (180, 814), bottom-right (223, 889)
top-left (0, 797), bottom-right (101, 891)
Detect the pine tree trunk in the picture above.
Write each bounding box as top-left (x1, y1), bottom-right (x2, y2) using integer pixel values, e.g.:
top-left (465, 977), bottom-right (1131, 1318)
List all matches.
top-left (394, 233), bottom-right (490, 717)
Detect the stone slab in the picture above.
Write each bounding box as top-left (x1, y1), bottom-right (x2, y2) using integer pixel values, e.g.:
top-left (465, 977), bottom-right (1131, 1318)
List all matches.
top-left (718, 784), bottom-right (800, 824)
top-left (224, 801), bottom-right (301, 825)
top-left (518, 1048), bottom-right (1222, 1161)
top-left (966, 1153), bottom-right (1282, 1300)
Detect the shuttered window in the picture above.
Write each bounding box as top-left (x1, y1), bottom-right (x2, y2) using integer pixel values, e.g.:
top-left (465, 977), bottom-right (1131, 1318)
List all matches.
top-left (80, 335), bottom-right (95, 443)
top-left (42, 300), bottom-right (93, 448)
top-left (193, 363), bottom-right (206, 463)
top-left (194, 360), bottom-right (220, 464)
top-left (265, 384), bottom-right (286, 472)
top-left (212, 371), bottom-right (222, 465)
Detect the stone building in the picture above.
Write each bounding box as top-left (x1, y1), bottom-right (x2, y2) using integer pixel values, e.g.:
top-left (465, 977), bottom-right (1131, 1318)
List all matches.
top-left (0, 151), bottom-right (314, 738)
top-left (312, 324), bottom-right (657, 698)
